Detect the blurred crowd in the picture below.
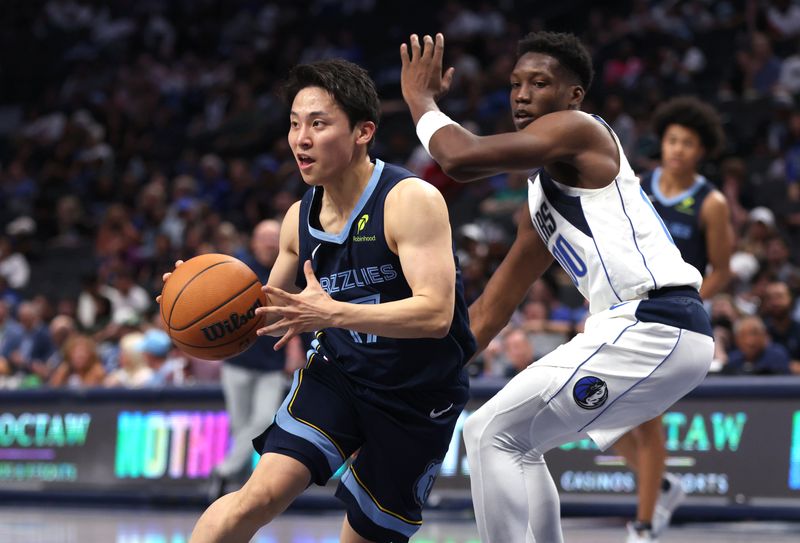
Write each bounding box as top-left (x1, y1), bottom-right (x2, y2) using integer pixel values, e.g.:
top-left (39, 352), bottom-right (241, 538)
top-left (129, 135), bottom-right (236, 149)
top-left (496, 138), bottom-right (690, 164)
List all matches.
top-left (0, 0), bottom-right (799, 389)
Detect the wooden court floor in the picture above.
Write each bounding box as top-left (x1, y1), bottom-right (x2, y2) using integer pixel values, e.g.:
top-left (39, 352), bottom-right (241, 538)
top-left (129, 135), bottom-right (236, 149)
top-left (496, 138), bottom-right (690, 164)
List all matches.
top-left (1, 505), bottom-right (799, 542)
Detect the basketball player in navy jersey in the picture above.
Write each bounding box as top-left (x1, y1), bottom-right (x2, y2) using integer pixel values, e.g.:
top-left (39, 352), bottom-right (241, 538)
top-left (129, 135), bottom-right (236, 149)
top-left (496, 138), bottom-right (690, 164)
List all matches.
top-left (182, 59), bottom-right (476, 543)
top-left (400, 32), bottom-right (714, 543)
top-left (615, 96), bottom-right (734, 542)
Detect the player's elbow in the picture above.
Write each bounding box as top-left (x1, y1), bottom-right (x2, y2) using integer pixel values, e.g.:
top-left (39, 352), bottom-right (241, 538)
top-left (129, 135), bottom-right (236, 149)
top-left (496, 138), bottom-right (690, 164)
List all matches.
top-left (428, 307), bottom-right (454, 339)
top-left (429, 320), bottom-right (451, 339)
top-left (437, 146), bottom-right (483, 183)
top-left (440, 159), bottom-right (481, 183)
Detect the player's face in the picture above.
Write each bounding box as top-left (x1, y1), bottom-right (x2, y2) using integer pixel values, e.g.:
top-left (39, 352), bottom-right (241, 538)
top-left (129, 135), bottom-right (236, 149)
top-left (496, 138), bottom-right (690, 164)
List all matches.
top-left (510, 52), bottom-right (580, 130)
top-left (288, 86), bottom-right (361, 186)
top-left (661, 124), bottom-right (704, 176)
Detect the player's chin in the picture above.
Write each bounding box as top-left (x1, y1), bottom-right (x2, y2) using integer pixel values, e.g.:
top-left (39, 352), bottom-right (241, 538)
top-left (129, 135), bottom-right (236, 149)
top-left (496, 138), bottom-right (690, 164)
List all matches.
top-left (298, 171), bottom-right (318, 186)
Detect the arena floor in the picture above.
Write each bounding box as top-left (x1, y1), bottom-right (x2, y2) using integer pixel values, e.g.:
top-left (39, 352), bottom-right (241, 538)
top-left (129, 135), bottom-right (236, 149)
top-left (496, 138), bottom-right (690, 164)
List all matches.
top-left (2, 505), bottom-right (799, 543)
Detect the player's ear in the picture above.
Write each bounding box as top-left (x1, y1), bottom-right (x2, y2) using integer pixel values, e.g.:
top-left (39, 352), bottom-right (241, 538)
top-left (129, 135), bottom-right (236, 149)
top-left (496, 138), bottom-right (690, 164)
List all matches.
top-left (355, 120), bottom-right (376, 146)
top-left (568, 85), bottom-right (585, 110)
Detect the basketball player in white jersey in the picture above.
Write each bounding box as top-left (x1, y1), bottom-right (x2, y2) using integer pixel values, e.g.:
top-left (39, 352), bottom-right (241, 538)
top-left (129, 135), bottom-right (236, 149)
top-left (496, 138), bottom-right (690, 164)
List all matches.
top-left (400, 32), bottom-right (714, 543)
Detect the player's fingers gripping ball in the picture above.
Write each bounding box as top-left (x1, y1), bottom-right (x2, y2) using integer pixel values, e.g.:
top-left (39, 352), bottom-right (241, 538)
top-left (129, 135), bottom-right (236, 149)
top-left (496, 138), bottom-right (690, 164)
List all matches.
top-left (159, 253), bottom-right (266, 360)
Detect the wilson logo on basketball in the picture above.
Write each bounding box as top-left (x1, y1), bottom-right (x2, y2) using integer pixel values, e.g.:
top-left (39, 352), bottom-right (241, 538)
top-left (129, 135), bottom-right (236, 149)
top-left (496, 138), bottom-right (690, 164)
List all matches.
top-left (201, 298), bottom-right (263, 342)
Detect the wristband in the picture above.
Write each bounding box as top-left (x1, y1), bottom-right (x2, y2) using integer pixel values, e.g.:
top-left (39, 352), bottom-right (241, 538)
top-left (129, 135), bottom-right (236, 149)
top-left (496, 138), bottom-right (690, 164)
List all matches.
top-left (416, 110), bottom-right (457, 156)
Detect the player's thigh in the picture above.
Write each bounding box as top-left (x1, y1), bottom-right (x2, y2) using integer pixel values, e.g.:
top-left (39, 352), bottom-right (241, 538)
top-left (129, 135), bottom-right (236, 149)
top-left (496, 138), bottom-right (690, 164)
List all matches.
top-left (465, 343), bottom-right (597, 455)
top-left (255, 360), bottom-right (363, 486)
top-left (564, 323), bottom-right (712, 450)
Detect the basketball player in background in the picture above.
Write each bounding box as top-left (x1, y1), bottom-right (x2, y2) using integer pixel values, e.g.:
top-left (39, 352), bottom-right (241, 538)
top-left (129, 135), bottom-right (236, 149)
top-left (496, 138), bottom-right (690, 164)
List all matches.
top-left (179, 59), bottom-right (476, 543)
top-left (615, 96), bottom-right (734, 542)
top-left (400, 32), bottom-right (714, 543)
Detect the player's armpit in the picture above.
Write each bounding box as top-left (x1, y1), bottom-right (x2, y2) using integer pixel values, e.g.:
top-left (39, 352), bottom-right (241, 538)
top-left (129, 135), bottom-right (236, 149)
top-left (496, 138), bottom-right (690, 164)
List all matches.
top-left (469, 202), bottom-right (554, 355)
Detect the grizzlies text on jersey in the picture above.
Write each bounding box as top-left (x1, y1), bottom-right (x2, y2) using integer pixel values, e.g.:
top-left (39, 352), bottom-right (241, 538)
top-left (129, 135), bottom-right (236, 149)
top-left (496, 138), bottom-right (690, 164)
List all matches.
top-left (296, 159), bottom-right (477, 389)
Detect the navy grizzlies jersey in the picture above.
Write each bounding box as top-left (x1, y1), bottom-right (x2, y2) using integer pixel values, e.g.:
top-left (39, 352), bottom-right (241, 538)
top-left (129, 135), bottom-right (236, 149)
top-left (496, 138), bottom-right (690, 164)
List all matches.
top-left (296, 159), bottom-right (476, 390)
top-left (642, 168), bottom-right (713, 274)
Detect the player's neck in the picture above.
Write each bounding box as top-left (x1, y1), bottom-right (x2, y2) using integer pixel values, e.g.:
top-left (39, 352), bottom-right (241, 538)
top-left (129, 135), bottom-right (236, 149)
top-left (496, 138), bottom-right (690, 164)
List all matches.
top-left (659, 168), bottom-right (696, 196)
top-left (321, 156), bottom-right (375, 219)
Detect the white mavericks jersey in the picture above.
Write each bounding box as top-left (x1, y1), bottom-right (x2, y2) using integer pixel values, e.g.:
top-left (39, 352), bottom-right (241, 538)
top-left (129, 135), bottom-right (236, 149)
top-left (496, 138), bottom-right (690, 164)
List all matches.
top-left (527, 113), bottom-right (702, 314)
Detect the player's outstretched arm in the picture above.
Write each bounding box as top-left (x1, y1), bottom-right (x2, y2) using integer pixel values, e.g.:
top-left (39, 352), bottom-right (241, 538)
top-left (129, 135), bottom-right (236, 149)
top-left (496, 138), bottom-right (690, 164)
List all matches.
top-left (469, 203), bottom-right (554, 355)
top-left (256, 178), bottom-right (457, 347)
top-left (400, 33), bottom-right (591, 182)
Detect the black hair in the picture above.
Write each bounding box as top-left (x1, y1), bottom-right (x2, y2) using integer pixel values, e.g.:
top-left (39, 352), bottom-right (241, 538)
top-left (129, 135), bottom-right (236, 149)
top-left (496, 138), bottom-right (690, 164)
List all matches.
top-left (653, 96), bottom-right (725, 157)
top-left (517, 31), bottom-right (594, 91)
top-left (282, 58), bottom-right (380, 141)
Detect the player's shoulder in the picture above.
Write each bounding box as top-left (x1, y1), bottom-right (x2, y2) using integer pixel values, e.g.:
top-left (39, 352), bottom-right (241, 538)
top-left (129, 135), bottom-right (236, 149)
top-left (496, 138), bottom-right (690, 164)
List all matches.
top-left (700, 186), bottom-right (729, 211)
top-left (279, 201), bottom-right (303, 241)
top-left (388, 175), bottom-right (445, 205)
top-left (284, 200), bottom-right (302, 222)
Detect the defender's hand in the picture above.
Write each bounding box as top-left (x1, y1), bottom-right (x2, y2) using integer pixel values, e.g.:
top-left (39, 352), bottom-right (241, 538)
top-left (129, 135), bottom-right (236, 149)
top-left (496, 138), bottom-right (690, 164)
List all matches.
top-left (400, 33), bottom-right (455, 111)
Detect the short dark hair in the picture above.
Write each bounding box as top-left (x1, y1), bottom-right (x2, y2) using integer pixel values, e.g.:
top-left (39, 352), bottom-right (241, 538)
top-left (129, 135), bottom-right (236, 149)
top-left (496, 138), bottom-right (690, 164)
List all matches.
top-left (653, 96), bottom-right (725, 157)
top-left (282, 58), bottom-right (380, 136)
top-left (517, 31), bottom-right (594, 91)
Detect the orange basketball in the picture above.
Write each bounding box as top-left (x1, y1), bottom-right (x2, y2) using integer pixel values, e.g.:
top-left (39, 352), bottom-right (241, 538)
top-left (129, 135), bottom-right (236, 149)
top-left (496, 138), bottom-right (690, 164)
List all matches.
top-left (159, 253), bottom-right (266, 360)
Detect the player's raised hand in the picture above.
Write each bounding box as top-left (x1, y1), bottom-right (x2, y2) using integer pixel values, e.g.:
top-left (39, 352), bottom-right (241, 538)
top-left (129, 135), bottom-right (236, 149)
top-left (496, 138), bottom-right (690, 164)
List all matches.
top-left (155, 260), bottom-right (184, 304)
top-left (400, 33), bottom-right (455, 110)
top-left (256, 260), bottom-right (336, 350)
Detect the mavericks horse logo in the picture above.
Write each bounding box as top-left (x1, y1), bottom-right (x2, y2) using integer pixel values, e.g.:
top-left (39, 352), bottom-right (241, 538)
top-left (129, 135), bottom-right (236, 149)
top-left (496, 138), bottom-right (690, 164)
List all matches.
top-left (572, 376), bottom-right (608, 410)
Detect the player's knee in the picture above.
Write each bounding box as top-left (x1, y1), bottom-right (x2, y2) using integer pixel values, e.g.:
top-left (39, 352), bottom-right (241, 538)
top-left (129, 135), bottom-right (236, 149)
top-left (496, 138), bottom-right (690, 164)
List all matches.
top-left (232, 483), bottom-right (282, 526)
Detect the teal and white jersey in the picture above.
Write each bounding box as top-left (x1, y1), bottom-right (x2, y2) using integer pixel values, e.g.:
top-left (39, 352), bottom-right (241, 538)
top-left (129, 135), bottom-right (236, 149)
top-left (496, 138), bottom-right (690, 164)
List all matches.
top-left (526, 113), bottom-right (702, 314)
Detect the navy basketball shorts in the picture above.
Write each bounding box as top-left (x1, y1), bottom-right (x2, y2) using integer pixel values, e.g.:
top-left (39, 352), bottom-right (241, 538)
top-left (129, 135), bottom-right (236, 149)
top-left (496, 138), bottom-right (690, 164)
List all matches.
top-left (253, 355), bottom-right (468, 543)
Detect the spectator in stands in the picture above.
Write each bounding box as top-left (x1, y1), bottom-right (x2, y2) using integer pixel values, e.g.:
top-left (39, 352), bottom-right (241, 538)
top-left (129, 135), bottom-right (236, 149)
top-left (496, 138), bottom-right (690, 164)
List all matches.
top-left (94, 203), bottom-right (141, 261)
top-left (139, 328), bottom-right (186, 386)
top-left (722, 315), bottom-right (791, 375)
top-left (739, 206), bottom-right (777, 261)
top-left (76, 273), bottom-right (113, 332)
top-left (735, 32), bottom-right (782, 97)
top-left (6, 301), bottom-right (54, 385)
top-left (104, 332), bottom-right (154, 388)
top-left (501, 327), bottom-right (536, 377)
top-left (0, 276), bottom-right (22, 311)
top-left (48, 334), bottom-right (106, 387)
top-left (763, 235), bottom-right (800, 290)
top-left (0, 300), bottom-right (24, 387)
top-left (41, 315), bottom-right (77, 381)
top-left (519, 299), bottom-right (569, 361)
top-left (0, 235), bottom-right (30, 290)
top-left (761, 280), bottom-right (800, 373)
top-left (101, 269), bottom-right (152, 326)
